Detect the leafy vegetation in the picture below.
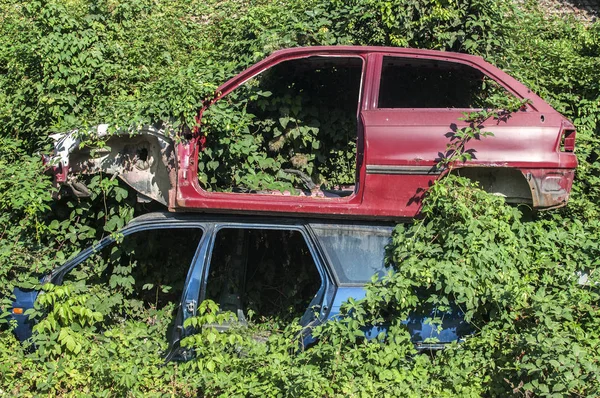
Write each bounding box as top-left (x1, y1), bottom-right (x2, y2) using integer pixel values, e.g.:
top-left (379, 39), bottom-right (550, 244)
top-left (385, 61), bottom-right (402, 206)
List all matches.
top-left (199, 56), bottom-right (362, 192)
top-left (0, 0), bottom-right (599, 396)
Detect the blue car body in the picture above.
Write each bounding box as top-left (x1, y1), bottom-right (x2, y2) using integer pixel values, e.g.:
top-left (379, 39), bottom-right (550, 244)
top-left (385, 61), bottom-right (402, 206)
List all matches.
top-left (7, 212), bottom-right (468, 354)
top-left (10, 288), bottom-right (38, 341)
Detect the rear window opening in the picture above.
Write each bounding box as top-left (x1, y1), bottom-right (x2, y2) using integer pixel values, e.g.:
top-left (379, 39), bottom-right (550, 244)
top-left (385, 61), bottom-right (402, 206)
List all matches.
top-left (311, 224), bottom-right (393, 285)
top-left (199, 56), bottom-right (363, 197)
top-left (205, 228), bottom-right (322, 326)
top-left (378, 56), bottom-right (516, 109)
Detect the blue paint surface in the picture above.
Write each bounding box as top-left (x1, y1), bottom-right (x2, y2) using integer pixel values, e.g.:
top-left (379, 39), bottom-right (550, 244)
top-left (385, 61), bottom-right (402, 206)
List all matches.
top-left (328, 287), bottom-right (468, 345)
top-left (8, 287), bottom-right (39, 341)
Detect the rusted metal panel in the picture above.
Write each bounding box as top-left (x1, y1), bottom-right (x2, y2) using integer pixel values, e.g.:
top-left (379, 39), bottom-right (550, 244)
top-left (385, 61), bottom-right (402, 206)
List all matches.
top-left (47, 125), bottom-right (175, 205)
top-left (523, 168), bottom-right (575, 209)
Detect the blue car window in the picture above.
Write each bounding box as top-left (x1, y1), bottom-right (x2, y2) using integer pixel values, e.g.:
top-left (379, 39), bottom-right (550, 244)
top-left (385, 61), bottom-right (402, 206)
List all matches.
top-left (58, 227), bottom-right (204, 310)
top-left (310, 224), bottom-right (393, 285)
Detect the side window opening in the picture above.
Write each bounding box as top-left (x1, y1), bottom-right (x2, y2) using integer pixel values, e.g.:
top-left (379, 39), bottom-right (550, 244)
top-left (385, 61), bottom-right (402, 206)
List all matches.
top-left (378, 56), bottom-right (517, 109)
top-left (199, 56), bottom-right (363, 197)
top-left (205, 228), bottom-right (322, 328)
top-left (62, 227), bottom-right (203, 314)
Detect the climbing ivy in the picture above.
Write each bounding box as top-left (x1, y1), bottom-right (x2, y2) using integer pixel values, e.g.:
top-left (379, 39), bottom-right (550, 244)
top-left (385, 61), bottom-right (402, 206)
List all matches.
top-left (0, 0), bottom-right (599, 396)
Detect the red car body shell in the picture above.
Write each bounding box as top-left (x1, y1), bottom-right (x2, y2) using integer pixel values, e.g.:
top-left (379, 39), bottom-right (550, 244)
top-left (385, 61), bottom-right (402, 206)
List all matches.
top-left (168, 46), bottom-right (576, 219)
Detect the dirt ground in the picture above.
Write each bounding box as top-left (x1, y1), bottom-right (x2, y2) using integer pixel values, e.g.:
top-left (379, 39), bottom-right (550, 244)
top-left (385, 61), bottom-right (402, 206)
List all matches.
top-left (537, 0), bottom-right (599, 23)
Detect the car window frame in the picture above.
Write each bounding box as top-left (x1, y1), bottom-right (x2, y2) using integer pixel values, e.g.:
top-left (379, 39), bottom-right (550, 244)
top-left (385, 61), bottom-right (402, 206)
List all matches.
top-left (210, 54), bottom-right (368, 119)
top-left (49, 222), bottom-right (207, 286)
top-left (197, 222), bottom-right (336, 326)
top-left (368, 53), bottom-right (533, 112)
top-left (308, 222), bottom-right (395, 287)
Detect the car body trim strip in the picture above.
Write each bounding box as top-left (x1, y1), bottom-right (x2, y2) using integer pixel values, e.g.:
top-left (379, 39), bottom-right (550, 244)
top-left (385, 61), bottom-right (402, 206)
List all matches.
top-left (366, 165), bottom-right (441, 175)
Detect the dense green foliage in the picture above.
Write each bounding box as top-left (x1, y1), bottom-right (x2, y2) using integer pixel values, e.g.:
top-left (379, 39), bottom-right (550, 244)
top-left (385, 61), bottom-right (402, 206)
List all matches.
top-left (0, 0), bottom-right (599, 396)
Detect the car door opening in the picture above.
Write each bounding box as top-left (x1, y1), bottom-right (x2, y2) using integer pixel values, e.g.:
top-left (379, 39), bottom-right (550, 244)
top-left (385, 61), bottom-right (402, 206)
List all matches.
top-left (198, 56), bottom-right (363, 197)
top-left (205, 228), bottom-right (322, 326)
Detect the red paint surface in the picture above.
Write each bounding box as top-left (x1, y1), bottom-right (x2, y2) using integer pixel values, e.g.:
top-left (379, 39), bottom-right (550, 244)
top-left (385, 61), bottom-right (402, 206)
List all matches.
top-left (170, 46), bottom-right (577, 219)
